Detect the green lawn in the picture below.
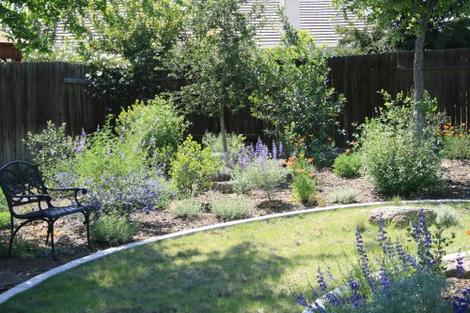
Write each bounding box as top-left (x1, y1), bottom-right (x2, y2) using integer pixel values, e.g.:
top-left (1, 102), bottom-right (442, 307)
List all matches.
top-left (2, 202), bottom-right (469, 313)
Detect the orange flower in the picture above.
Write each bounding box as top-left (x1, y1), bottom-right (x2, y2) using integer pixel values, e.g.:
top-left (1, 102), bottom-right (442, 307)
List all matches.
top-left (466, 229), bottom-right (470, 236)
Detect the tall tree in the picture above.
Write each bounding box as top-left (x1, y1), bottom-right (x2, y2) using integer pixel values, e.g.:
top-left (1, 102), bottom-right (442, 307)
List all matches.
top-left (334, 0), bottom-right (470, 136)
top-left (0, 0), bottom-right (88, 54)
top-left (173, 0), bottom-right (261, 153)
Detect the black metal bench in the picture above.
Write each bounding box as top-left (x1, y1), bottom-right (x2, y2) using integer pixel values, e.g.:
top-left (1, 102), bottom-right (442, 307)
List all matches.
top-left (0, 161), bottom-right (95, 258)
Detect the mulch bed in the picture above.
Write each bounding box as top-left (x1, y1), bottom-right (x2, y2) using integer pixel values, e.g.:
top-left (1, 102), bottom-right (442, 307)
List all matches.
top-left (0, 159), bottom-right (468, 292)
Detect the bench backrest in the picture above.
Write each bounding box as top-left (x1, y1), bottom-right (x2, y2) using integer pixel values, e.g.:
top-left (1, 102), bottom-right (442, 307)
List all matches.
top-left (0, 161), bottom-right (48, 215)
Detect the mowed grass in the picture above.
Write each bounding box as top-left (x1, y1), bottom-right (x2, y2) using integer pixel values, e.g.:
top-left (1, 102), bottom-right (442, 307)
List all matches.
top-left (1, 203), bottom-right (469, 313)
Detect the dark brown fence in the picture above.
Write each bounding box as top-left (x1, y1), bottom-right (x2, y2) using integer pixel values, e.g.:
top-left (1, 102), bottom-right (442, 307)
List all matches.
top-left (1, 48), bottom-right (470, 165)
top-left (0, 63), bottom-right (105, 164)
top-left (329, 48), bottom-right (470, 141)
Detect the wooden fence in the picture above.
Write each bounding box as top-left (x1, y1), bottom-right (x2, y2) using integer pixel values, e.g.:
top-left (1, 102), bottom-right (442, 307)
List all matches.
top-left (0, 63), bottom-right (105, 164)
top-left (329, 48), bottom-right (470, 141)
top-left (1, 48), bottom-right (470, 165)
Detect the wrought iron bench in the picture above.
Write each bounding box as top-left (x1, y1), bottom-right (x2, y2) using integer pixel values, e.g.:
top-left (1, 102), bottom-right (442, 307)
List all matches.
top-left (0, 161), bottom-right (95, 258)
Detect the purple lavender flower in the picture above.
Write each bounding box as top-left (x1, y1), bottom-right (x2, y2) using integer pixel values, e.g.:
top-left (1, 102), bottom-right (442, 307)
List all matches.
top-left (279, 141), bottom-right (284, 158)
top-left (317, 269), bottom-right (328, 293)
top-left (452, 288), bottom-right (470, 313)
top-left (377, 219), bottom-right (394, 259)
top-left (74, 129), bottom-right (86, 153)
top-left (378, 268), bottom-right (391, 290)
top-left (348, 279), bottom-right (363, 307)
top-left (456, 254), bottom-right (465, 279)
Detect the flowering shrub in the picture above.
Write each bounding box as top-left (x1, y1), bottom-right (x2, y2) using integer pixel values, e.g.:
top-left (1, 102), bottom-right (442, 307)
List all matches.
top-left (332, 153), bottom-right (362, 178)
top-left (23, 121), bottom-right (79, 181)
top-left (358, 91), bottom-right (442, 195)
top-left (296, 211), bottom-right (469, 313)
top-left (439, 123), bottom-right (470, 160)
top-left (116, 96), bottom-right (188, 169)
top-left (86, 169), bottom-right (173, 215)
top-left (232, 139), bottom-right (287, 199)
top-left (170, 136), bottom-right (221, 197)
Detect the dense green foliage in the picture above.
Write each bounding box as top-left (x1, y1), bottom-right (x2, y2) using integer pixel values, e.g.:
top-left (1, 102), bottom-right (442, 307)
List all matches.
top-left (91, 212), bottom-right (138, 245)
top-left (0, 211), bottom-right (9, 229)
top-left (82, 0), bottom-right (186, 111)
top-left (174, 0), bottom-right (260, 152)
top-left (358, 92), bottom-right (443, 195)
top-left (337, 17), bottom-right (470, 55)
top-left (170, 136), bottom-right (221, 197)
top-left (0, 0), bottom-right (87, 54)
top-left (332, 153), bottom-right (362, 178)
top-left (211, 195), bottom-right (252, 220)
top-left (116, 96), bottom-right (188, 168)
top-left (23, 121), bottom-right (78, 183)
top-left (251, 26), bottom-right (343, 167)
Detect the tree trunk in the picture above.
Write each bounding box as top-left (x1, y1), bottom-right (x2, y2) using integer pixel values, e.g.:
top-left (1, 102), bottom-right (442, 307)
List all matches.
top-left (413, 17), bottom-right (428, 137)
top-left (219, 105), bottom-right (228, 154)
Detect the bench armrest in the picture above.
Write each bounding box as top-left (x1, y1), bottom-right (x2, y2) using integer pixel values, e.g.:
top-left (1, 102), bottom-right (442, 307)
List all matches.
top-left (47, 188), bottom-right (87, 206)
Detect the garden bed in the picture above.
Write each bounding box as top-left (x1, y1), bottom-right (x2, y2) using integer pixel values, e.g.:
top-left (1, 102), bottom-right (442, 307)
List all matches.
top-left (0, 202), bottom-right (469, 312)
top-left (0, 159), bottom-right (468, 293)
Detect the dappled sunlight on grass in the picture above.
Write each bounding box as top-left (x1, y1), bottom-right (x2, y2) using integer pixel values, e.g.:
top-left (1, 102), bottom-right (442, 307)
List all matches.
top-left (1, 203), bottom-right (469, 313)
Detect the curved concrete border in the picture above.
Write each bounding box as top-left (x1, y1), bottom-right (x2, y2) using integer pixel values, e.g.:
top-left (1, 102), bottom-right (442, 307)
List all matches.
top-left (0, 199), bottom-right (468, 304)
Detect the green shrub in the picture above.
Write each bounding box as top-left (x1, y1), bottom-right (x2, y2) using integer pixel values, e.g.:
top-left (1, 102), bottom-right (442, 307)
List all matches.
top-left (0, 211), bottom-right (10, 229)
top-left (358, 92), bottom-right (442, 195)
top-left (292, 173), bottom-right (317, 204)
top-left (92, 213), bottom-right (138, 245)
top-left (75, 123), bottom-right (147, 187)
top-left (434, 207), bottom-right (460, 228)
top-left (251, 29), bottom-right (344, 168)
top-left (441, 131), bottom-right (470, 160)
top-left (23, 121), bottom-right (77, 181)
top-left (329, 188), bottom-right (358, 204)
top-left (202, 132), bottom-right (246, 153)
top-left (170, 136), bottom-right (221, 197)
top-left (116, 96), bottom-right (188, 167)
top-left (232, 159), bottom-right (287, 199)
top-left (211, 195), bottom-right (252, 220)
top-left (332, 153), bottom-right (362, 178)
top-left (171, 199), bottom-right (202, 218)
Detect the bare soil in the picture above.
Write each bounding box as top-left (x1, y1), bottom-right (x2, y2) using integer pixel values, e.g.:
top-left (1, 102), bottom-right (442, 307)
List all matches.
top-left (0, 159), bottom-right (468, 292)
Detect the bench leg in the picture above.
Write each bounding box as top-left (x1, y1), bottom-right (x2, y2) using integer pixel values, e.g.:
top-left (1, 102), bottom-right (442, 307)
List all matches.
top-left (84, 211), bottom-right (91, 249)
top-left (8, 216), bottom-right (14, 256)
top-left (48, 220), bottom-right (56, 260)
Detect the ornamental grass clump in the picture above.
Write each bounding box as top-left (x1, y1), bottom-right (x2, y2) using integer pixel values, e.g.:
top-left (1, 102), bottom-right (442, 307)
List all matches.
top-left (171, 198), bottom-right (203, 219)
top-left (211, 195), bottom-right (252, 220)
top-left (232, 138), bottom-right (286, 200)
top-left (296, 210), bottom-right (469, 313)
top-left (91, 212), bottom-right (138, 245)
top-left (329, 188), bottom-right (358, 204)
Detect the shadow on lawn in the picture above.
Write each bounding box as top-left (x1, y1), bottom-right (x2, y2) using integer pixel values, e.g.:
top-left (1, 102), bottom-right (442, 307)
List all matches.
top-left (3, 241), bottom-right (302, 313)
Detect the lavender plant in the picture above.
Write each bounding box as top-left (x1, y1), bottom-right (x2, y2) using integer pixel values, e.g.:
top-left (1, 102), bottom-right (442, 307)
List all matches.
top-left (296, 210), bottom-right (469, 313)
top-left (232, 138), bottom-right (286, 199)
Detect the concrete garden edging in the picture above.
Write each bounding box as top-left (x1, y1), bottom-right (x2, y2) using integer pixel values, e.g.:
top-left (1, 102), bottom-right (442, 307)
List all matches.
top-left (0, 199), bottom-right (469, 304)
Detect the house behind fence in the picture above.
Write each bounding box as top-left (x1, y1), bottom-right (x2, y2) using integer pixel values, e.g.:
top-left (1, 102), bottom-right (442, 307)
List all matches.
top-left (1, 48), bottom-right (469, 165)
